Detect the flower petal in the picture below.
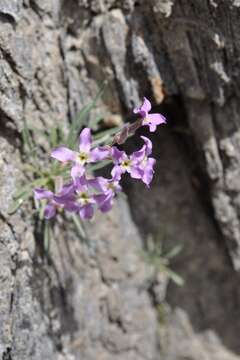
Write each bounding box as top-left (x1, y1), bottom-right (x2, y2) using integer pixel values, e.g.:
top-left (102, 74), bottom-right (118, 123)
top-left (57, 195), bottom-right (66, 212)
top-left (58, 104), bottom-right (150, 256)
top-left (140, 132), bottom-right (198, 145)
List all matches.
top-left (140, 136), bottom-right (152, 156)
top-left (131, 146), bottom-right (146, 163)
top-left (142, 158), bottom-right (156, 186)
top-left (89, 176), bottom-right (108, 192)
top-left (94, 193), bottom-right (107, 205)
top-left (134, 97), bottom-right (152, 116)
top-left (111, 166), bottom-right (122, 181)
top-left (90, 146), bottom-right (109, 162)
top-left (79, 128), bottom-right (92, 153)
top-left (141, 97), bottom-right (152, 113)
top-left (111, 146), bottom-right (126, 163)
top-left (130, 165), bottom-right (144, 179)
top-left (79, 204), bottom-right (94, 219)
top-left (51, 147), bottom-right (75, 162)
top-left (147, 113), bottom-right (166, 126)
top-left (112, 181), bottom-right (122, 193)
top-left (57, 182), bottom-right (75, 197)
top-left (34, 188), bottom-right (53, 200)
top-left (71, 164), bottom-right (85, 181)
top-left (100, 197), bottom-right (113, 213)
top-left (73, 176), bottom-right (89, 193)
top-left (44, 204), bottom-right (56, 219)
top-left (54, 194), bottom-right (75, 205)
top-left (111, 165), bottom-right (124, 178)
top-left (63, 201), bottom-right (80, 212)
top-left (95, 193), bottom-right (113, 213)
top-left (53, 184), bottom-right (76, 204)
top-left (148, 124), bottom-right (157, 132)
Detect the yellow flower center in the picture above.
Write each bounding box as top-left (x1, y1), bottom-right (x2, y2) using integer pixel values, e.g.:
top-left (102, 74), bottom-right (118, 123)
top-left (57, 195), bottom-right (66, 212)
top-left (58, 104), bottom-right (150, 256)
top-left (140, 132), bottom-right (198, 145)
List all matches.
top-left (121, 159), bottom-right (131, 169)
top-left (77, 152), bottom-right (89, 165)
top-left (108, 183), bottom-right (114, 190)
top-left (142, 117), bottom-right (150, 125)
top-left (77, 192), bottom-right (90, 205)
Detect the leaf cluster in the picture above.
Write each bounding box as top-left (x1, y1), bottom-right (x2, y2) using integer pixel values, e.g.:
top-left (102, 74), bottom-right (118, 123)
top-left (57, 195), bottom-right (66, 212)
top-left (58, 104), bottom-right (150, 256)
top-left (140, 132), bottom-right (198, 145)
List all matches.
top-left (141, 235), bottom-right (184, 286)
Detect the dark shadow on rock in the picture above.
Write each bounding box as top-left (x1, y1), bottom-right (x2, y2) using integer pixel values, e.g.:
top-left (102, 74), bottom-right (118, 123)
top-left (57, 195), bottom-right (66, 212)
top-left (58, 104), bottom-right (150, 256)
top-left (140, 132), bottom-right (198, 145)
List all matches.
top-left (122, 96), bottom-right (240, 355)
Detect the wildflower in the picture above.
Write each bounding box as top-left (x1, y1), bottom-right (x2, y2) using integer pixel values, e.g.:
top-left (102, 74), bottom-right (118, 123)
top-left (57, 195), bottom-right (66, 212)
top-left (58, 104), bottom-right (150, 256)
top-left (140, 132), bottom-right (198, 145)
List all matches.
top-left (34, 183), bottom-right (77, 219)
top-left (90, 171), bottom-right (122, 212)
top-left (54, 176), bottom-right (96, 219)
top-left (111, 136), bottom-right (156, 187)
top-left (32, 95), bottom-right (166, 222)
top-left (75, 177), bottom-right (97, 219)
top-left (136, 136), bottom-right (156, 186)
top-left (111, 146), bottom-right (143, 180)
top-left (34, 188), bottom-right (63, 219)
top-left (134, 97), bottom-right (166, 132)
top-left (51, 128), bottom-right (109, 180)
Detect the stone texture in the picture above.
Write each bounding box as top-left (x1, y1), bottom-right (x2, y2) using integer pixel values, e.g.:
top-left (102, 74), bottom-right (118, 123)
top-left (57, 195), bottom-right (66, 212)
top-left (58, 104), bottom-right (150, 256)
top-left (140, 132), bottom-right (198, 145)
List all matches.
top-left (160, 308), bottom-right (240, 360)
top-left (124, 125), bottom-right (240, 353)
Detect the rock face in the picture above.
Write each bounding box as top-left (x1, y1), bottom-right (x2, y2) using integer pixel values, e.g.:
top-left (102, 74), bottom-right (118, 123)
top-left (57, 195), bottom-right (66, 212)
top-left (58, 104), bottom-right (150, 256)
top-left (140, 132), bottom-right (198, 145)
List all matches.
top-left (1, 148), bottom-right (159, 358)
top-left (160, 308), bottom-right (240, 360)
top-left (1, 0), bottom-right (240, 359)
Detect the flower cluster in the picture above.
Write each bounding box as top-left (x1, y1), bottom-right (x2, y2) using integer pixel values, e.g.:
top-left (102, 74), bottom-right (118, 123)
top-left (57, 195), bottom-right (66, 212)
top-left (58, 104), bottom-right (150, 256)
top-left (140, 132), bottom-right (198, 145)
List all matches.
top-left (34, 97), bottom-right (166, 220)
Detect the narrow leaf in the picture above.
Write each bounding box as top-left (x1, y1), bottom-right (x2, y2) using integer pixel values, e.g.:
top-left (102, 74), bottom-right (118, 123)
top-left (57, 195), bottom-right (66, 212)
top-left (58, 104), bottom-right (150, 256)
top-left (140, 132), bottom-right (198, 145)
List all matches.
top-left (72, 214), bottom-right (87, 241)
top-left (8, 199), bottom-right (24, 214)
top-left (92, 126), bottom-right (121, 147)
top-left (165, 244), bottom-right (183, 259)
top-left (89, 115), bottom-right (103, 130)
top-left (50, 127), bottom-right (58, 148)
top-left (89, 159), bottom-right (112, 171)
top-left (13, 178), bottom-right (48, 200)
top-left (165, 268), bottom-right (184, 286)
top-left (22, 120), bottom-right (34, 153)
top-left (44, 221), bottom-right (51, 253)
top-left (67, 83), bottom-right (106, 148)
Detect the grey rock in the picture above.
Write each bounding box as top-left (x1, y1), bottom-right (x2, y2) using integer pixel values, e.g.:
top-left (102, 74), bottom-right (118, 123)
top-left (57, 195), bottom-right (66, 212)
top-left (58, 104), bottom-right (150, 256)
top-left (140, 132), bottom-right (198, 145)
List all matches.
top-left (0, 0), bottom-right (22, 22)
top-left (161, 308), bottom-right (240, 360)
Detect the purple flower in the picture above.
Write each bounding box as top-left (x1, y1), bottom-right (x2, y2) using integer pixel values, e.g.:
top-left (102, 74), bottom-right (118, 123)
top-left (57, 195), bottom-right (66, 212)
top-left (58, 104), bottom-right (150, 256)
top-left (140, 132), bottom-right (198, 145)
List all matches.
top-left (55, 176), bottom-right (96, 220)
top-left (111, 147), bottom-right (143, 180)
top-left (90, 172), bottom-right (122, 213)
top-left (33, 95), bottom-right (165, 221)
top-left (74, 177), bottom-right (98, 219)
top-left (51, 128), bottom-right (109, 180)
top-left (136, 136), bottom-right (156, 187)
top-left (111, 136), bottom-right (156, 187)
top-left (134, 97), bottom-right (166, 132)
top-left (34, 182), bottom-right (77, 219)
top-left (34, 188), bottom-right (63, 219)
